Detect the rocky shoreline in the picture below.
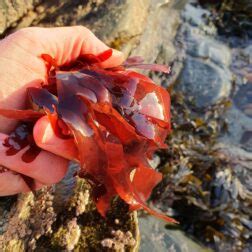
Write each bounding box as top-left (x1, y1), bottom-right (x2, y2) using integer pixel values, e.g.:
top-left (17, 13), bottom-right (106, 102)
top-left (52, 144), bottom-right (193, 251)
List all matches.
top-left (0, 0), bottom-right (251, 251)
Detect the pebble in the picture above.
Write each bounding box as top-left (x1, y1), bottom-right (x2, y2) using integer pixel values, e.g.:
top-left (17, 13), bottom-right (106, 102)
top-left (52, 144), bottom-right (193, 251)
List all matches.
top-left (178, 56), bottom-right (232, 107)
top-left (185, 27), bottom-right (232, 66)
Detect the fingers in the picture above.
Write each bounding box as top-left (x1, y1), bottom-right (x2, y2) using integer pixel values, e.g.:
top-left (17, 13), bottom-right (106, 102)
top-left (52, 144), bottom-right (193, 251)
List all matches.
top-left (0, 115), bottom-right (77, 196)
top-left (0, 133), bottom-right (68, 185)
top-left (0, 171), bottom-right (47, 196)
top-left (33, 116), bottom-right (78, 161)
top-left (0, 171), bottom-right (30, 196)
top-left (16, 26), bottom-right (125, 68)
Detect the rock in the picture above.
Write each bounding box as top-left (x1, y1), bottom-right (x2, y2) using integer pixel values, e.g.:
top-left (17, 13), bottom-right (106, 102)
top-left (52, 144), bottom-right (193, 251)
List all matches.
top-left (82, 0), bottom-right (151, 55)
top-left (182, 1), bottom-right (217, 36)
top-left (222, 0), bottom-right (252, 15)
top-left (234, 83), bottom-right (252, 118)
top-left (131, 0), bottom-right (183, 63)
top-left (148, 155), bottom-right (161, 169)
top-left (214, 143), bottom-right (252, 172)
top-left (230, 45), bottom-right (252, 85)
top-left (0, 177), bottom-right (139, 251)
top-left (182, 3), bottom-right (210, 27)
top-left (0, 0), bottom-right (41, 34)
top-left (53, 162), bottom-right (78, 211)
top-left (2, 0), bottom-right (151, 59)
top-left (139, 216), bottom-right (211, 252)
top-left (0, 196), bottom-right (16, 235)
top-left (240, 131), bottom-right (252, 153)
top-left (52, 218), bottom-right (81, 251)
top-left (182, 3), bottom-right (217, 35)
top-left (244, 45), bottom-right (252, 64)
top-left (101, 230), bottom-right (136, 250)
top-left (176, 1), bottom-right (233, 108)
top-left (130, 0), bottom-right (186, 87)
top-left (213, 143), bottom-right (252, 197)
top-left (218, 99), bottom-right (252, 159)
top-left (177, 56), bottom-right (232, 107)
top-left (185, 27), bottom-right (232, 66)
top-left (214, 0), bottom-right (252, 39)
top-left (0, 189), bottom-right (56, 251)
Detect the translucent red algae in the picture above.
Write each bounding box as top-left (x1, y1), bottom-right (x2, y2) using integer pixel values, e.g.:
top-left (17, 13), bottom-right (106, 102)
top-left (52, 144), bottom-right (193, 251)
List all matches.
top-left (0, 49), bottom-right (177, 223)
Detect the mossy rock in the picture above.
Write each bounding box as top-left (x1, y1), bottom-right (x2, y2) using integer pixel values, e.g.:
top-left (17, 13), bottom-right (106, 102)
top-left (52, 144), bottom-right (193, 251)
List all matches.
top-left (0, 175), bottom-right (139, 251)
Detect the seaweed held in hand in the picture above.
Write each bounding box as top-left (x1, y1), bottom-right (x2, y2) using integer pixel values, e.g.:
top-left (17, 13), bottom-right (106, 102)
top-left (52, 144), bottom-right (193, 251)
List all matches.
top-left (0, 49), bottom-right (177, 223)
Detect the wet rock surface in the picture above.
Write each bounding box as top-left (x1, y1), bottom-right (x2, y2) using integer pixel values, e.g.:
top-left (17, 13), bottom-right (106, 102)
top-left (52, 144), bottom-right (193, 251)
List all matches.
top-left (0, 171), bottom-right (139, 251)
top-left (177, 3), bottom-right (232, 108)
top-left (234, 84), bottom-right (252, 118)
top-left (178, 57), bottom-right (231, 107)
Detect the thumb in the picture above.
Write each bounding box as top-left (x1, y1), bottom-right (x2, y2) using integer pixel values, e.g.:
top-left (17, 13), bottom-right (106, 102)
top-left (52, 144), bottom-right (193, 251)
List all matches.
top-left (33, 116), bottom-right (78, 161)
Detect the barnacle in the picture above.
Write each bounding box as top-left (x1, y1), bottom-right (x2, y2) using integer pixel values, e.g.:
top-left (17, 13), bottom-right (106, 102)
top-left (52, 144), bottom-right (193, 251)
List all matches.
top-left (0, 49), bottom-right (177, 223)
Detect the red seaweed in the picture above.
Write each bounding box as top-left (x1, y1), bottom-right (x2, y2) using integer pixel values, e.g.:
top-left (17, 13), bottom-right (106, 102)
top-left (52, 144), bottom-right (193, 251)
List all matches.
top-left (0, 50), bottom-right (177, 223)
top-left (3, 123), bottom-right (41, 162)
top-left (0, 108), bottom-right (43, 120)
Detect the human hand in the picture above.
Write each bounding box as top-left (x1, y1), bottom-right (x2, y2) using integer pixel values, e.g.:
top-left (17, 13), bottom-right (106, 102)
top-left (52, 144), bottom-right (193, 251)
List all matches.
top-left (0, 26), bottom-right (124, 196)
